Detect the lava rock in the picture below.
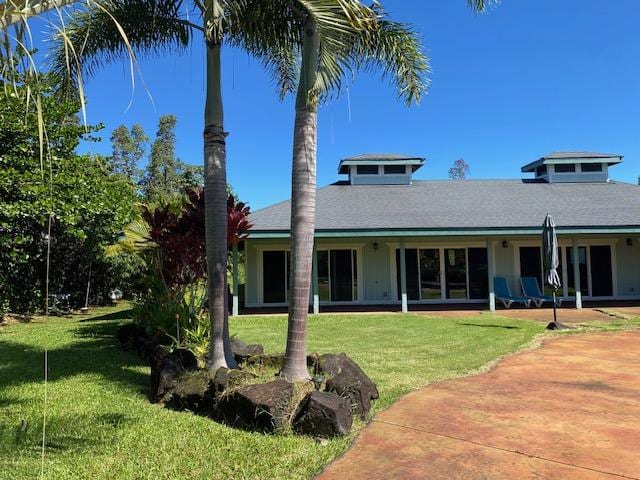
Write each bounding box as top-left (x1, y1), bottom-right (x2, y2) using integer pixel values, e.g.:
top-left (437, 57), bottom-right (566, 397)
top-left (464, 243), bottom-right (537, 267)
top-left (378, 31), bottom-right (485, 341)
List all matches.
top-left (149, 347), bottom-right (198, 403)
top-left (217, 379), bottom-right (312, 432)
top-left (211, 367), bottom-right (256, 397)
top-left (166, 370), bottom-right (214, 413)
top-left (230, 338), bottom-right (264, 364)
top-left (171, 348), bottom-right (198, 370)
top-left (116, 323), bottom-right (142, 351)
top-left (316, 353), bottom-right (379, 420)
top-left (293, 391), bottom-right (353, 438)
top-left (243, 353), bottom-right (284, 369)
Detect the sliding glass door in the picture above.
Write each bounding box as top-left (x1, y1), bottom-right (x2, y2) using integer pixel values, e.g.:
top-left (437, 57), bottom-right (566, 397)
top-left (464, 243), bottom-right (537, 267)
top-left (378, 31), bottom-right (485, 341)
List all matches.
top-left (262, 251), bottom-right (289, 303)
top-left (566, 246), bottom-right (588, 296)
top-left (318, 249), bottom-right (358, 303)
top-left (262, 248), bottom-right (358, 304)
top-left (590, 246), bottom-right (613, 297)
top-left (445, 249), bottom-right (467, 299)
top-left (519, 244), bottom-right (614, 298)
top-left (396, 247), bottom-right (487, 301)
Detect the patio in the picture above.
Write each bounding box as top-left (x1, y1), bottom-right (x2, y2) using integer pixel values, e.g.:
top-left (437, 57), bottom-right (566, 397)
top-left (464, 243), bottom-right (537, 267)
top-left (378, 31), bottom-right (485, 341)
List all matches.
top-left (318, 330), bottom-right (640, 480)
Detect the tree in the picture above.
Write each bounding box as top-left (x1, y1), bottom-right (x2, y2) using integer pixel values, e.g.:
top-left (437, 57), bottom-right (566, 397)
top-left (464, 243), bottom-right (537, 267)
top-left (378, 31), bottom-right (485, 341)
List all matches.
top-left (0, 71), bottom-right (136, 312)
top-left (449, 158), bottom-right (470, 180)
top-left (144, 114), bottom-right (179, 201)
top-left (280, 5), bottom-right (429, 379)
top-left (109, 123), bottom-right (148, 183)
top-left (176, 160), bottom-right (204, 191)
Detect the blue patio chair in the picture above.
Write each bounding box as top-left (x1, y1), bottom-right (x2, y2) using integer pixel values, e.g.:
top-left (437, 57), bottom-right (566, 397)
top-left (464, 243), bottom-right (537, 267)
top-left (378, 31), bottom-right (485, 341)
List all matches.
top-left (493, 277), bottom-right (531, 309)
top-left (520, 276), bottom-right (563, 308)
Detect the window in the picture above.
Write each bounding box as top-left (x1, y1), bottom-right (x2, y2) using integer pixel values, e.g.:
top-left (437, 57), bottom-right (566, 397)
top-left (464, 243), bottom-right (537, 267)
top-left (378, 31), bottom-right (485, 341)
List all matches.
top-left (384, 165), bottom-right (406, 175)
top-left (566, 246), bottom-right (588, 296)
top-left (519, 246), bottom-right (564, 296)
top-left (589, 246), bottom-right (613, 296)
top-left (396, 247), bottom-right (488, 301)
top-left (317, 250), bottom-right (330, 301)
top-left (581, 163), bottom-right (603, 172)
top-left (445, 249), bottom-right (467, 299)
top-left (262, 251), bottom-right (288, 303)
top-left (535, 165), bottom-right (547, 176)
top-left (419, 249), bottom-right (441, 299)
top-left (316, 249), bottom-right (359, 302)
top-left (554, 163), bottom-right (575, 173)
top-left (356, 165), bottom-right (378, 175)
top-left (395, 249), bottom-right (419, 300)
top-left (468, 248), bottom-right (489, 299)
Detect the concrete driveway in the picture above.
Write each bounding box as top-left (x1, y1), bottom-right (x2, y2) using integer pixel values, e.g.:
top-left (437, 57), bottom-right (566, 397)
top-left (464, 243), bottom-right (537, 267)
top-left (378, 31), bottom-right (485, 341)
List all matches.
top-left (317, 331), bottom-right (640, 480)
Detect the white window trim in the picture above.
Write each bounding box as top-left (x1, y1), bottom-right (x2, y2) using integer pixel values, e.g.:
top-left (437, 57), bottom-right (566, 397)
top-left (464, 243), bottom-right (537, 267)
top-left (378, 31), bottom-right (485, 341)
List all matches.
top-left (388, 244), bottom-right (488, 303)
top-left (256, 244), bottom-right (363, 307)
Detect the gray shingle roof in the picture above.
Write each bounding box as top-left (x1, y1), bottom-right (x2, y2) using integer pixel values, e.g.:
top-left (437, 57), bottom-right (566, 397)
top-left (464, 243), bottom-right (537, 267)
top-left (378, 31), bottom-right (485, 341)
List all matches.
top-left (249, 179), bottom-right (640, 232)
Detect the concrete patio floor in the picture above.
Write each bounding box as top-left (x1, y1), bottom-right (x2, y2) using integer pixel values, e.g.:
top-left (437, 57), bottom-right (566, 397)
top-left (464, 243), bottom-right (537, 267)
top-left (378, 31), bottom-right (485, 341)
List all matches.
top-left (317, 331), bottom-right (640, 480)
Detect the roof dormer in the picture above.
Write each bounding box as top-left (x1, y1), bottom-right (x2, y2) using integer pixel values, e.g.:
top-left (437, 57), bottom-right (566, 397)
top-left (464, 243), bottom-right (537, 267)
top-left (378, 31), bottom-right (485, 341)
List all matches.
top-left (521, 151), bottom-right (622, 183)
top-left (338, 153), bottom-right (425, 185)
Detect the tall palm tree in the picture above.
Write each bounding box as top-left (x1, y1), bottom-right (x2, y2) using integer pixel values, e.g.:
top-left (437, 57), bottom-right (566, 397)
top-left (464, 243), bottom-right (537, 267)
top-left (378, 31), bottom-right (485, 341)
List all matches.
top-left (280, 0), bottom-right (493, 379)
top-left (280, 4), bottom-right (428, 379)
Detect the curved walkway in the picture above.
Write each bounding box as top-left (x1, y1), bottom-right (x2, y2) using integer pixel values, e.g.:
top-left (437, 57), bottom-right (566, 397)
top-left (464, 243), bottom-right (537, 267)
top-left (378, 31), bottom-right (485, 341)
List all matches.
top-left (318, 331), bottom-right (640, 480)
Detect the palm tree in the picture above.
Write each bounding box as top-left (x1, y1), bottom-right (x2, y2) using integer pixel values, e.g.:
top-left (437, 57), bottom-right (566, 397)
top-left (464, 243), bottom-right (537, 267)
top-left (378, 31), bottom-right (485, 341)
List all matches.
top-left (280, 4), bottom-right (428, 379)
top-left (37, 0), bottom-right (382, 372)
top-left (280, 0), bottom-right (493, 379)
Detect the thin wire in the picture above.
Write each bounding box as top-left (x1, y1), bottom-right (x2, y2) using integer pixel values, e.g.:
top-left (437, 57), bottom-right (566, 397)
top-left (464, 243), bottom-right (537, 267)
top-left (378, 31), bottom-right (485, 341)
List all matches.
top-left (40, 350), bottom-right (48, 479)
top-left (346, 85), bottom-right (352, 123)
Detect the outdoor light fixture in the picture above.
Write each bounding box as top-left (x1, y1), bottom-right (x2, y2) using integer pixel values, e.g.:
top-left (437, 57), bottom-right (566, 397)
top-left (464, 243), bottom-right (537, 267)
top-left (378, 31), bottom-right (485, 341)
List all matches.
top-left (627, 238), bottom-right (633, 246)
top-left (373, 242), bottom-right (379, 250)
top-left (502, 240), bottom-right (508, 248)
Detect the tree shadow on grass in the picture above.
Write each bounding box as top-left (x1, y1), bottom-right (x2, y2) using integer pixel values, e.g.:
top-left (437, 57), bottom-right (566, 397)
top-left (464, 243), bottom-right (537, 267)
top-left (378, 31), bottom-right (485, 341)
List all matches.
top-left (457, 322), bottom-right (520, 330)
top-left (1, 411), bottom-right (138, 457)
top-left (79, 308), bottom-right (134, 323)
top-left (0, 320), bottom-right (148, 396)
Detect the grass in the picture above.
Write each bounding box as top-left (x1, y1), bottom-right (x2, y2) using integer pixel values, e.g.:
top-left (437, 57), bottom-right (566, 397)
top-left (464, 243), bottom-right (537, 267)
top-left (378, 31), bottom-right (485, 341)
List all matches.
top-left (0, 306), bottom-right (546, 480)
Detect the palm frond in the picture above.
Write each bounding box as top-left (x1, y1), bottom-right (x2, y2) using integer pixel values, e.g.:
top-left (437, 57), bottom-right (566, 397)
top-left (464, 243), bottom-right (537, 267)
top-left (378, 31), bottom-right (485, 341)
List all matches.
top-left (299, 0), bottom-right (377, 102)
top-left (350, 18), bottom-right (429, 106)
top-left (467, 0), bottom-right (498, 13)
top-left (223, 0), bottom-right (302, 98)
top-left (0, 0), bottom-right (78, 28)
top-left (48, 0), bottom-right (198, 88)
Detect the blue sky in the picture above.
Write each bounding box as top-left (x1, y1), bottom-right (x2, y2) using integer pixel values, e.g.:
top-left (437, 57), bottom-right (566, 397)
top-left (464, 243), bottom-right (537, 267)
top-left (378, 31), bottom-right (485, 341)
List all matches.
top-left (39, 0), bottom-right (640, 209)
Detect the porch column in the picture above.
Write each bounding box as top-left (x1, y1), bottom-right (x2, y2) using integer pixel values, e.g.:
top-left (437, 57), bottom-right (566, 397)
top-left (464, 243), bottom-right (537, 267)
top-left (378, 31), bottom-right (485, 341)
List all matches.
top-left (232, 241), bottom-right (239, 316)
top-left (572, 238), bottom-right (582, 309)
top-left (399, 239), bottom-right (408, 313)
top-left (312, 247), bottom-right (319, 314)
top-left (487, 239), bottom-right (496, 312)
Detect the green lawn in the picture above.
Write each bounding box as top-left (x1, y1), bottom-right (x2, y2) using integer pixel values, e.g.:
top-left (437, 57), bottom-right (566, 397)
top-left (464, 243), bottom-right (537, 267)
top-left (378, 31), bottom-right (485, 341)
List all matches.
top-left (1, 307), bottom-right (544, 480)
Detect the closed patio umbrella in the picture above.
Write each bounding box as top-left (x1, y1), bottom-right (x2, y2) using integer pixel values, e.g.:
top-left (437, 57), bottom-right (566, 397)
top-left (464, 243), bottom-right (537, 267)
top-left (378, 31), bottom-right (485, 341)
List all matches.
top-left (542, 214), bottom-right (568, 329)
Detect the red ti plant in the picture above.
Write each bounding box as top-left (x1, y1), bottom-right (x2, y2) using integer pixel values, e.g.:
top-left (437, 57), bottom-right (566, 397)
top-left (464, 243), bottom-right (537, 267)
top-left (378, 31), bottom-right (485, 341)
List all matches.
top-left (140, 188), bottom-right (252, 327)
top-left (227, 193), bottom-right (253, 248)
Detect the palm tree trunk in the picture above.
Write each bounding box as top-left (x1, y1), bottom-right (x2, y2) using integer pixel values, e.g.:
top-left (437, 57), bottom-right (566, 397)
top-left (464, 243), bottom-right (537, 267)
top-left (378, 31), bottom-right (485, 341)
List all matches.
top-left (204, 22), bottom-right (236, 372)
top-left (280, 17), bottom-right (319, 381)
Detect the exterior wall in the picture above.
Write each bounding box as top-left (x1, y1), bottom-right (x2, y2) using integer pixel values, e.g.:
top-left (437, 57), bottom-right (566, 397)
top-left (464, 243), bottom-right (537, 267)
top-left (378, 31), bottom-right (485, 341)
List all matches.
top-left (361, 240), bottom-right (392, 302)
top-left (617, 239), bottom-right (640, 297)
top-left (244, 234), bottom-right (640, 309)
top-left (494, 240), bottom-right (517, 294)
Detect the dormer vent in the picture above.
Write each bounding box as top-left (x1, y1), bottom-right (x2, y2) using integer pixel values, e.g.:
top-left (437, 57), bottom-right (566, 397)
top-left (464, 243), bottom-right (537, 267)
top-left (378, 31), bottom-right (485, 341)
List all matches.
top-left (521, 151), bottom-right (622, 183)
top-left (338, 153), bottom-right (425, 185)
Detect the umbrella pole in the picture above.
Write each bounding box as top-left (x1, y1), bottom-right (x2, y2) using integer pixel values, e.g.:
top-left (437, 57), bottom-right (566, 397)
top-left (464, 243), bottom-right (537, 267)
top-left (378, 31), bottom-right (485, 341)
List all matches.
top-left (552, 290), bottom-right (557, 325)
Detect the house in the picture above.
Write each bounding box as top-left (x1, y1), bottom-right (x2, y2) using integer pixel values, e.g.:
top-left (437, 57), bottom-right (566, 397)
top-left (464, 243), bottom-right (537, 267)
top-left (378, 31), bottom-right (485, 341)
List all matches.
top-left (238, 152), bottom-right (640, 313)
